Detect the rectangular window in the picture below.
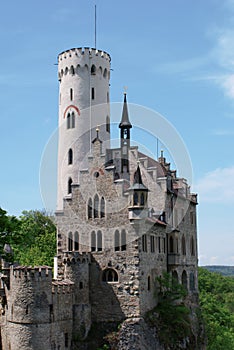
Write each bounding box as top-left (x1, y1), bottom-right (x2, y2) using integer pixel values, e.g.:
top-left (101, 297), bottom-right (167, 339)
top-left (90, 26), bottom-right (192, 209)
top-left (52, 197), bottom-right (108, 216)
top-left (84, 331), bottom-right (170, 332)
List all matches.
top-left (142, 234), bottom-right (147, 252)
top-left (92, 87), bottom-right (95, 100)
top-left (70, 88), bottom-right (73, 101)
top-left (158, 237), bottom-right (161, 253)
top-left (150, 235), bottom-right (155, 253)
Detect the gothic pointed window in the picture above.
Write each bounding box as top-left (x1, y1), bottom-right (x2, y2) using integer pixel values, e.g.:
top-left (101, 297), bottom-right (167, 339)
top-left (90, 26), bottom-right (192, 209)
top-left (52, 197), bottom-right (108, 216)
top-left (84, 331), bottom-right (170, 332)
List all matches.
top-left (88, 198), bottom-right (92, 219)
top-left (74, 231), bottom-right (79, 251)
top-left (114, 230), bottom-right (120, 251)
top-left (68, 178), bottom-right (72, 194)
top-left (91, 231), bottom-right (96, 252)
top-left (71, 112), bottom-right (75, 128)
top-left (97, 230), bottom-right (102, 251)
top-left (189, 272), bottom-right (195, 291)
top-left (182, 235), bottom-right (186, 255)
top-left (91, 64), bottom-right (96, 75)
top-left (94, 194), bottom-right (99, 218)
top-left (172, 270), bottom-right (179, 285)
top-left (68, 232), bottom-right (73, 251)
top-left (68, 148), bottom-right (73, 165)
top-left (133, 192), bottom-right (138, 205)
top-left (182, 270), bottom-right (187, 290)
top-left (121, 230), bottom-right (126, 251)
top-left (100, 197), bottom-right (105, 218)
top-left (67, 113), bottom-right (71, 129)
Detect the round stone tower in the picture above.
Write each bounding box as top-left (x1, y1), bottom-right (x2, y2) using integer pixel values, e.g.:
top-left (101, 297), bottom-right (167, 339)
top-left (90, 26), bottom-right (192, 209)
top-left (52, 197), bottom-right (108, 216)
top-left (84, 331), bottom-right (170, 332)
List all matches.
top-left (57, 47), bottom-right (111, 210)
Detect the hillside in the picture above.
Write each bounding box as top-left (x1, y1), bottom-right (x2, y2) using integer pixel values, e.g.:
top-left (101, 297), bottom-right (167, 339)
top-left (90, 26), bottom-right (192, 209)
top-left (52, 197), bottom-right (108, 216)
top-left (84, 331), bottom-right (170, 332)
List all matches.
top-left (202, 265), bottom-right (234, 276)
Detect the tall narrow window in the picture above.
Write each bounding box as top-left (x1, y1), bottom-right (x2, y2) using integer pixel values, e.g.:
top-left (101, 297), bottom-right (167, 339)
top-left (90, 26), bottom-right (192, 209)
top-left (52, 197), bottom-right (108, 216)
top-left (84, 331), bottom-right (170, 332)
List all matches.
top-left (94, 194), bottom-right (99, 218)
top-left (88, 198), bottom-right (92, 219)
top-left (68, 232), bottom-right (73, 251)
top-left (190, 236), bottom-right (195, 256)
top-left (68, 148), bottom-right (73, 165)
top-left (107, 92), bottom-right (109, 103)
top-left (65, 333), bottom-right (69, 348)
top-left (70, 65), bottom-right (75, 75)
top-left (91, 64), bottom-right (96, 75)
top-left (115, 230), bottom-right (120, 251)
top-left (91, 87), bottom-right (95, 100)
top-left (106, 116), bottom-right (110, 133)
top-left (100, 197), bottom-right (105, 218)
top-left (74, 231), bottom-right (79, 251)
top-left (67, 113), bottom-right (71, 129)
top-left (121, 230), bottom-right (126, 251)
top-left (182, 235), bottom-right (186, 255)
top-left (189, 272), bottom-right (195, 291)
top-left (97, 230), bottom-right (102, 251)
top-left (133, 192), bottom-right (138, 205)
top-left (68, 178), bottom-right (72, 194)
top-left (71, 112), bottom-right (75, 128)
top-left (190, 211), bottom-right (194, 225)
top-left (182, 270), bottom-right (187, 290)
top-left (169, 236), bottom-right (174, 253)
top-left (70, 88), bottom-right (73, 101)
top-left (91, 231), bottom-right (96, 251)
top-left (172, 270), bottom-right (179, 285)
top-left (158, 237), bottom-right (161, 253)
top-left (140, 193), bottom-right (145, 206)
top-left (142, 234), bottom-right (147, 252)
top-left (147, 276), bottom-right (151, 291)
top-left (150, 235), bottom-right (155, 253)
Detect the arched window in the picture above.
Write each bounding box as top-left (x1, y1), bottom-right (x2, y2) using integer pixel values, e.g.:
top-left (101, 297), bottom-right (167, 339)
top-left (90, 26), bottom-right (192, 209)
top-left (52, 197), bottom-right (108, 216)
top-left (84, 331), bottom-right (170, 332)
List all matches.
top-left (172, 270), bottom-right (179, 285)
top-left (74, 231), bottom-right (79, 251)
top-left (189, 272), bottom-right (195, 291)
top-left (133, 192), bottom-right (138, 205)
top-left (71, 112), bottom-right (75, 128)
top-left (182, 270), bottom-right (187, 291)
top-left (91, 64), bottom-right (96, 75)
top-left (68, 178), bottom-right (73, 194)
top-left (67, 113), bottom-right (71, 129)
top-left (97, 230), bottom-right (102, 251)
top-left (121, 230), bottom-right (126, 251)
top-left (68, 232), bottom-right (73, 251)
top-left (190, 236), bottom-right (195, 256)
top-left (88, 198), bottom-right (92, 219)
top-left (102, 268), bottom-right (118, 282)
top-left (140, 193), bottom-right (145, 206)
top-left (70, 88), bottom-right (73, 101)
top-left (169, 236), bottom-right (174, 253)
top-left (91, 231), bottom-right (96, 252)
top-left (94, 194), bottom-right (99, 218)
top-left (106, 116), bottom-right (110, 133)
top-left (70, 65), bottom-right (75, 75)
top-left (68, 148), bottom-right (73, 165)
top-left (114, 230), bottom-right (120, 251)
top-left (65, 67), bottom-right (68, 75)
top-left (100, 197), bottom-right (105, 218)
top-left (103, 68), bottom-right (107, 78)
top-left (182, 235), bottom-right (186, 255)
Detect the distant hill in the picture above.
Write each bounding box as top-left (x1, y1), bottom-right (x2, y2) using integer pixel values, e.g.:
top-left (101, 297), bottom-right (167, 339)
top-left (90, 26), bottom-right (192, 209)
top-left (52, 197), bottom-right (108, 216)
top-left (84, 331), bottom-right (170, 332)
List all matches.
top-left (202, 265), bottom-right (234, 276)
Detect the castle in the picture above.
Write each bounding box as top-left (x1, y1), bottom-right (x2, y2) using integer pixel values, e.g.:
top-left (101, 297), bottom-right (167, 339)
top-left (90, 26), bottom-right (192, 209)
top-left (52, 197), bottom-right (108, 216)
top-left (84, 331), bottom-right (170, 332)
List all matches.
top-left (0, 47), bottom-right (199, 350)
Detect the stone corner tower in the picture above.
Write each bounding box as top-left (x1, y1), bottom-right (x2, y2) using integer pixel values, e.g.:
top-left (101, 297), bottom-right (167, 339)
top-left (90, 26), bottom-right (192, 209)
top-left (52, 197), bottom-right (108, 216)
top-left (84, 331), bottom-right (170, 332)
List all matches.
top-left (56, 47), bottom-right (111, 210)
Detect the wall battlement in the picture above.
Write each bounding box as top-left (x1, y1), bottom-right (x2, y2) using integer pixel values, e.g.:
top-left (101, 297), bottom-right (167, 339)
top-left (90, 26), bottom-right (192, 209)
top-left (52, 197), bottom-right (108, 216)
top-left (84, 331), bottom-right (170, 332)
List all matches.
top-left (52, 279), bottom-right (74, 294)
top-left (62, 251), bottom-right (91, 265)
top-left (10, 266), bottom-right (52, 281)
top-left (58, 47), bottom-right (111, 62)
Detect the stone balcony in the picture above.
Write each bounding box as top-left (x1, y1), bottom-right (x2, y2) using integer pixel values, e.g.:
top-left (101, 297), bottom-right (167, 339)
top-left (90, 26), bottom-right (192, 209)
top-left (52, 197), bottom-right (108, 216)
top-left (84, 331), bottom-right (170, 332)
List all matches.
top-left (168, 253), bottom-right (180, 265)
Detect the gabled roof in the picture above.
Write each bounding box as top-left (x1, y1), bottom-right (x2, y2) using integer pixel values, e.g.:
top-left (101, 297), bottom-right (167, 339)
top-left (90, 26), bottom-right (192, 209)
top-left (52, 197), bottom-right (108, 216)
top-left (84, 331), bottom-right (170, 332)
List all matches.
top-left (128, 165), bottom-right (149, 191)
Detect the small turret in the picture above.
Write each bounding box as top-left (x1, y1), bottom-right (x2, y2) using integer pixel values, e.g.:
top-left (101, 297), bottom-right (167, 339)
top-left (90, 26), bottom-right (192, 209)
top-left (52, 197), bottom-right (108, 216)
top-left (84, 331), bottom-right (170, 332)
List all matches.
top-left (119, 93), bottom-right (132, 174)
top-left (128, 165), bottom-right (149, 221)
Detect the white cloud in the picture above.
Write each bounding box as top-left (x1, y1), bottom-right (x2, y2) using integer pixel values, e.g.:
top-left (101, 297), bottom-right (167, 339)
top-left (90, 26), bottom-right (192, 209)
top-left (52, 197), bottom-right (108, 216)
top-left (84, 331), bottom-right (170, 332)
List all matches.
top-left (195, 166), bottom-right (234, 203)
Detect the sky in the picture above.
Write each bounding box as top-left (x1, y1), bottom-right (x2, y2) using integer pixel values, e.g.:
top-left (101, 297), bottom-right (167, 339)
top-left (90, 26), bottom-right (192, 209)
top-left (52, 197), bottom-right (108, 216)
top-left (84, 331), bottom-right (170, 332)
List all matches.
top-left (0, 0), bottom-right (234, 266)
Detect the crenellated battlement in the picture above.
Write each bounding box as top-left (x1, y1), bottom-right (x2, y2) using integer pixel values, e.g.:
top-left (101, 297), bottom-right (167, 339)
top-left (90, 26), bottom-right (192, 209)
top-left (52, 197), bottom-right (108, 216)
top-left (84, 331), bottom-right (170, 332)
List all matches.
top-left (62, 251), bottom-right (91, 265)
top-left (52, 279), bottom-right (74, 294)
top-left (58, 47), bottom-right (111, 62)
top-left (10, 265), bottom-right (52, 281)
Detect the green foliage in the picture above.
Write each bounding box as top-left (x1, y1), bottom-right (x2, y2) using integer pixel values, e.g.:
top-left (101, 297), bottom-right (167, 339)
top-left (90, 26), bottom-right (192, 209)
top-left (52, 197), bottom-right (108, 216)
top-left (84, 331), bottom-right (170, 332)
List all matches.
top-left (146, 272), bottom-right (191, 348)
top-left (198, 267), bottom-right (234, 350)
top-left (0, 208), bottom-right (56, 267)
top-left (202, 265), bottom-right (234, 277)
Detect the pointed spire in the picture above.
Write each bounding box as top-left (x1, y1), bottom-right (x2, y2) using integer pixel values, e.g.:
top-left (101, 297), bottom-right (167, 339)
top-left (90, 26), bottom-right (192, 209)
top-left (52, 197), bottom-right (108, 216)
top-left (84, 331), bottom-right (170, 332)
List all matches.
top-left (134, 165), bottom-right (143, 185)
top-left (119, 93), bottom-right (132, 129)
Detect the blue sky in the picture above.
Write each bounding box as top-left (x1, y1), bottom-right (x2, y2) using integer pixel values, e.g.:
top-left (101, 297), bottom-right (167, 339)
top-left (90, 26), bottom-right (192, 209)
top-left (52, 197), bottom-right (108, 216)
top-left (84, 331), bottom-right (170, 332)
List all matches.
top-left (0, 0), bottom-right (234, 265)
